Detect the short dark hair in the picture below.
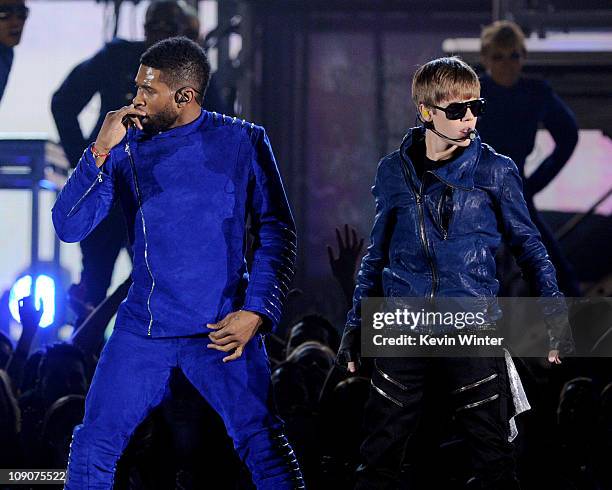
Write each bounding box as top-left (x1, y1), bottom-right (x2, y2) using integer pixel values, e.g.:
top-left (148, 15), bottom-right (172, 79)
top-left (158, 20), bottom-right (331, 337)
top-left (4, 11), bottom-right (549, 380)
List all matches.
top-left (140, 36), bottom-right (211, 104)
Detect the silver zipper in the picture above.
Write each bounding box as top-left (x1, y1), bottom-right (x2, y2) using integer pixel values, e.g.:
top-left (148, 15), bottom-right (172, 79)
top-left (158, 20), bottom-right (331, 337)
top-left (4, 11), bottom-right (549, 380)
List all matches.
top-left (416, 177), bottom-right (438, 299)
top-left (66, 172), bottom-right (103, 218)
top-left (375, 360), bottom-right (408, 390)
top-left (456, 393), bottom-right (499, 412)
top-left (398, 151), bottom-right (439, 299)
top-left (451, 373), bottom-right (498, 395)
top-left (125, 142), bottom-right (155, 336)
top-left (371, 379), bottom-right (404, 407)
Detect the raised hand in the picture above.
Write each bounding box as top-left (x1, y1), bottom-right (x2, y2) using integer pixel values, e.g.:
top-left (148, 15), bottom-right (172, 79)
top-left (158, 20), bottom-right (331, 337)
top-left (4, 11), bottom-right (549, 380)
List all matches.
top-left (548, 349), bottom-right (561, 364)
top-left (18, 295), bottom-right (42, 340)
top-left (327, 224), bottom-right (364, 306)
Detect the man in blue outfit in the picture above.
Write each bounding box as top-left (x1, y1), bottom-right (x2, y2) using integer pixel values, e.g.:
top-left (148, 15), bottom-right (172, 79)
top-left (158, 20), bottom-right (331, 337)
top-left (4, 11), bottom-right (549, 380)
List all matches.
top-left (53, 36), bottom-right (304, 489)
top-left (477, 21), bottom-right (581, 296)
top-left (51, 0), bottom-right (227, 320)
top-left (337, 57), bottom-right (574, 489)
top-left (0, 0), bottom-right (28, 104)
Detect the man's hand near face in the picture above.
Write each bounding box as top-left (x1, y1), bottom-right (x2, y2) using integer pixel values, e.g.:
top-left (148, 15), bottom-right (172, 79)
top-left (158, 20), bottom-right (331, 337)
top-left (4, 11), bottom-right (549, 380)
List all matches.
top-left (93, 104), bottom-right (147, 166)
top-left (207, 310), bottom-right (263, 362)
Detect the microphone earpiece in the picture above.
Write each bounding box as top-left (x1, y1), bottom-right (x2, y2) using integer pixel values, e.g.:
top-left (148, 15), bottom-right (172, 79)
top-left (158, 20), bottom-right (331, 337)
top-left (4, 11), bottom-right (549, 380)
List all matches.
top-left (175, 92), bottom-right (189, 104)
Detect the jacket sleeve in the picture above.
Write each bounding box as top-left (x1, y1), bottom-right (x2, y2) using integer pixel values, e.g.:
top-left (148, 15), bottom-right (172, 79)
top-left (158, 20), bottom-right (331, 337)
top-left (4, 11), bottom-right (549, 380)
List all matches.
top-left (51, 144), bottom-right (116, 243)
top-left (525, 82), bottom-right (578, 196)
top-left (498, 158), bottom-right (575, 353)
top-left (51, 48), bottom-right (106, 168)
top-left (337, 160), bottom-right (394, 365)
top-left (242, 127), bottom-right (297, 334)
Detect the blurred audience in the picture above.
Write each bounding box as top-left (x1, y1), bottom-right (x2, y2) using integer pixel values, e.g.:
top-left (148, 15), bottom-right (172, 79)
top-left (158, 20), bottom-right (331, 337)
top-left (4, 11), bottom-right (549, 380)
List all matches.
top-left (40, 394), bottom-right (86, 469)
top-left (18, 342), bottom-right (87, 467)
top-left (0, 369), bottom-right (22, 467)
top-left (5, 295), bottom-right (41, 394)
top-left (0, 330), bottom-right (12, 368)
top-left (286, 314), bottom-right (340, 357)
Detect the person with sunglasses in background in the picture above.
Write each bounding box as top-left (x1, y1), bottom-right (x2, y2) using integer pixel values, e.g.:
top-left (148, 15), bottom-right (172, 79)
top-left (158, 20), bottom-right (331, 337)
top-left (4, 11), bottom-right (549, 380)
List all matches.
top-left (477, 20), bottom-right (581, 297)
top-left (337, 57), bottom-right (574, 489)
top-left (0, 0), bottom-right (28, 104)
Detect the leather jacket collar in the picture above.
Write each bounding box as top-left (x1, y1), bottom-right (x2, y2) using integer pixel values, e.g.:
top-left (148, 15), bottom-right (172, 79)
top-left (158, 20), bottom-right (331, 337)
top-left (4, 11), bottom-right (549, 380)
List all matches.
top-left (399, 126), bottom-right (481, 191)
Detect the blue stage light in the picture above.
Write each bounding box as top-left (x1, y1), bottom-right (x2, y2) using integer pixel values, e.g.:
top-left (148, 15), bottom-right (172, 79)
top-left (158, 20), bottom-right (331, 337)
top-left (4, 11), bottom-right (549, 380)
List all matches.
top-left (8, 273), bottom-right (57, 328)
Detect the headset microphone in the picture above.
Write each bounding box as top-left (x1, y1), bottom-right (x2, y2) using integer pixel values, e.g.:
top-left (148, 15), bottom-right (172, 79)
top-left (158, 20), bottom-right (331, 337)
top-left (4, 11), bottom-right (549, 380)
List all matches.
top-left (423, 120), bottom-right (477, 142)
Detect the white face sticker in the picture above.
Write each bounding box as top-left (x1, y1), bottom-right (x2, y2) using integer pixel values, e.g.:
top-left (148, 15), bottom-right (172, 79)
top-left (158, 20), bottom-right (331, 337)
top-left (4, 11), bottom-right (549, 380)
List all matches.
top-left (144, 67), bottom-right (155, 86)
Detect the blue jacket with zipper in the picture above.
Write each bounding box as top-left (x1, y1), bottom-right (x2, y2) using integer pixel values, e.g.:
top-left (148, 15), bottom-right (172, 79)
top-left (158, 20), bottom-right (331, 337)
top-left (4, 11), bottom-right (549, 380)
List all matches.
top-left (337, 126), bottom-right (573, 363)
top-left (52, 109), bottom-right (296, 337)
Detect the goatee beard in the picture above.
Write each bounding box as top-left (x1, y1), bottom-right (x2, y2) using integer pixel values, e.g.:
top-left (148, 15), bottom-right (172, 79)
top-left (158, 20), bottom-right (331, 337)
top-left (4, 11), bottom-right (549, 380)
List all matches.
top-left (142, 107), bottom-right (179, 134)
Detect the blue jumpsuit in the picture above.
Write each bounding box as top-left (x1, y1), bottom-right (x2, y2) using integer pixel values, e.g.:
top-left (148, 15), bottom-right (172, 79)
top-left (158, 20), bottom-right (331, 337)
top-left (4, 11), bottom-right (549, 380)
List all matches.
top-left (52, 110), bottom-right (303, 489)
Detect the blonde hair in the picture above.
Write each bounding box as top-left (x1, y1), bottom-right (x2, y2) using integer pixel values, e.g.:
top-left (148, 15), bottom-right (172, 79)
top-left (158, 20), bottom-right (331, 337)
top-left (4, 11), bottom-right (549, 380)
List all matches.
top-left (411, 57), bottom-right (480, 109)
top-left (480, 20), bottom-right (526, 57)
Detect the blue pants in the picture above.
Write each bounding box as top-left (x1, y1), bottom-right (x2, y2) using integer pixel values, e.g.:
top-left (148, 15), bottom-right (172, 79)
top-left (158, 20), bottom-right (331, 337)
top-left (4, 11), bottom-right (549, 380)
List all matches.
top-left (64, 328), bottom-right (304, 489)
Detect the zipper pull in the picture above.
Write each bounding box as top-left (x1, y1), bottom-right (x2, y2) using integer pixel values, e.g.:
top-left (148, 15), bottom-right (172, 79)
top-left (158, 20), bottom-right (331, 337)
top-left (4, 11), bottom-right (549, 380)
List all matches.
top-left (416, 194), bottom-right (422, 204)
top-left (97, 174), bottom-right (103, 183)
top-left (442, 229), bottom-right (448, 240)
top-left (125, 143), bottom-right (130, 155)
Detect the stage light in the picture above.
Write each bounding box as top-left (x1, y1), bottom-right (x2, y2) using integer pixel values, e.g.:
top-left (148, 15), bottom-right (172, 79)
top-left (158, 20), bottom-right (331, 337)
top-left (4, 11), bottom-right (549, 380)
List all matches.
top-left (8, 273), bottom-right (57, 328)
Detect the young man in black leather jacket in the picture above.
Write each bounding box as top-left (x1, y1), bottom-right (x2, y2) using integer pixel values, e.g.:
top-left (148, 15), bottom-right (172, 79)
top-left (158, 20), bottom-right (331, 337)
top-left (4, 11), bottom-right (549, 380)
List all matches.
top-left (337, 57), bottom-right (574, 490)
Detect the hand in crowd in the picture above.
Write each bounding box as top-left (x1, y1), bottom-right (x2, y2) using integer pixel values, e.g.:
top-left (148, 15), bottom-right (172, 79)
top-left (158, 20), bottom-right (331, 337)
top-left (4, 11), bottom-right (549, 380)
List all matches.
top-left (548, 349), bottom-right (561, 364)
top-left (18, 295), bottom-right (43, 339)
top-left (327, 224), bottom-right (364, 305)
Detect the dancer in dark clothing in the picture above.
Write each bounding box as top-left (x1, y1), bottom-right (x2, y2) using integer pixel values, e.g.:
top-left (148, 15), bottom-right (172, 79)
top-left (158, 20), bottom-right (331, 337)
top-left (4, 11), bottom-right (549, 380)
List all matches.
top-left (477, 20), bottom-right (581, 296)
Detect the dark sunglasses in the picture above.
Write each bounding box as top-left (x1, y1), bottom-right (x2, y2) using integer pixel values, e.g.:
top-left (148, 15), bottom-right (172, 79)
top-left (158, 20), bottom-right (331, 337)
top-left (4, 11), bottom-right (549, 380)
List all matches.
top-left (490, 51), bottom-right (523, 62)
top-left (0, 4), bottom-right (29, 20)
top-left (431, 98), bottom-right (486, 120)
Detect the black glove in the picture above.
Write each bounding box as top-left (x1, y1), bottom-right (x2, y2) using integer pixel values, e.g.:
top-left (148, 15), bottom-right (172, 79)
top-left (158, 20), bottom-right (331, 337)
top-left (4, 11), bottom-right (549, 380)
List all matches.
top-left (546, 310), bottom-right (575, 355)
top-left (336, 325), bottom-right (361, 369)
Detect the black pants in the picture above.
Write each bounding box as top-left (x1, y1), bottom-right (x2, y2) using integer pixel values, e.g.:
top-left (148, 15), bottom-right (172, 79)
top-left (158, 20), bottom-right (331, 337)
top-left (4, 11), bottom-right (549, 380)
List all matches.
top-left (355, 355), bottom-right (520, 490)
